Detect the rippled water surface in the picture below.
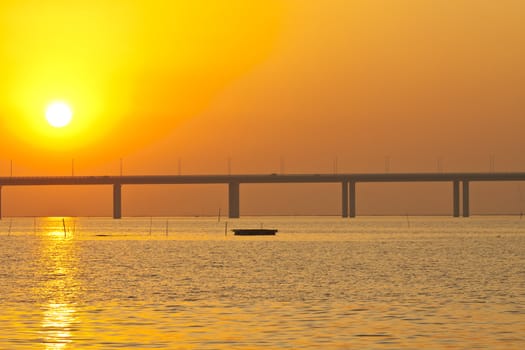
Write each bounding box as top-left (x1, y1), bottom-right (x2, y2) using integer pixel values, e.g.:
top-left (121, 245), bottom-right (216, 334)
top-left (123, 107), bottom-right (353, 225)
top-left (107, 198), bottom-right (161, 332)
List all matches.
top-left (0, 216), bottom-right (524, 349)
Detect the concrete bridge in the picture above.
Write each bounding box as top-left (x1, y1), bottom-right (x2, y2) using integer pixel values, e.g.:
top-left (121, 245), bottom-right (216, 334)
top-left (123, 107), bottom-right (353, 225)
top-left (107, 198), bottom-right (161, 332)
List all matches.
top-left (0, 172), bottom-right (524, 218)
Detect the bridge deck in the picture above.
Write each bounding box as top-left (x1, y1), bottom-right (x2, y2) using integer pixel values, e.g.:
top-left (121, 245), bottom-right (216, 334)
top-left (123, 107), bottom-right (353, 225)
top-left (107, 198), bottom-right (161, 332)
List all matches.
top-left (1, 172), bottom-right (524, 219)
top-left (1, 172), bottom-right (525, 186)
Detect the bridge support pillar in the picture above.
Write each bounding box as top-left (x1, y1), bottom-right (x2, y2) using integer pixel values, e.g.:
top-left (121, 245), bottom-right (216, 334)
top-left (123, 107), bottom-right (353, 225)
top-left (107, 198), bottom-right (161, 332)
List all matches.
top-left (349, 180), bottom-right (356, 218)
top-left (462, 181), bottom-right (470, 217)
top-left (453, 180), bottom-right (460, 217)
top-left (341, 181), bottom-right (348, 218)
top-left (228, 182), bottom-right (240, 218)
top-left (113, 184), bottom-right (122, 219)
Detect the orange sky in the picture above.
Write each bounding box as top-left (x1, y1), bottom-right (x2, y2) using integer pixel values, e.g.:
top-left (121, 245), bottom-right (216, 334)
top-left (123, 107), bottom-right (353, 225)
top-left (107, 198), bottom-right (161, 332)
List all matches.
top-left (1, 0), bottom-right (525, 216)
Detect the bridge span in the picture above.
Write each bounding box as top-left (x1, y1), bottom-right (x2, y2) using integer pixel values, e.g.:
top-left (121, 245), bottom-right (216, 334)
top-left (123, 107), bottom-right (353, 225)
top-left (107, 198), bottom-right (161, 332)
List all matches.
top-left (0, 172), bottom-right (524, 219)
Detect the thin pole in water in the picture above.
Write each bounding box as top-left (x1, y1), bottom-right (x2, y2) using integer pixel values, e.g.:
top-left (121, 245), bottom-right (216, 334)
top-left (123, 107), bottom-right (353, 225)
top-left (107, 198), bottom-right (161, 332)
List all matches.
top-left (62, 218), bottom-right (67, 237)
top-left (8, 218), bottom-right (12, 236)
top-left (165, 220), bottom-right (169, 236)
top-left (224, 221), bottom-right (228, 236)
top-left (218, 208), bottom-right (221, 222)
top-left (405, 213), bottom-right (410, 228)
top-left (518, 184), bottom-right (524, 219)
top-left (149, 217), bottom-right (153, 236)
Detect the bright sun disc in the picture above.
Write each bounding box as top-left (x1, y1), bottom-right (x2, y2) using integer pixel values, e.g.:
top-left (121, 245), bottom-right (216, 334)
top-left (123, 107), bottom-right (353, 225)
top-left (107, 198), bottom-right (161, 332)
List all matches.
top-left (45, 102), bottom-right (73, 128)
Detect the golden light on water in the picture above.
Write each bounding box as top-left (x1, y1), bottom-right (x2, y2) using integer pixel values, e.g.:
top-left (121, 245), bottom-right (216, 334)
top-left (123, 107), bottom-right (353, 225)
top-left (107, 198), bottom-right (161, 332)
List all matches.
top-left (37, 219), bottom-right (78, 349)
top-left (42, 303), bottom-right (75, 349)
top-left (0, 217), bottom-right (522, 348)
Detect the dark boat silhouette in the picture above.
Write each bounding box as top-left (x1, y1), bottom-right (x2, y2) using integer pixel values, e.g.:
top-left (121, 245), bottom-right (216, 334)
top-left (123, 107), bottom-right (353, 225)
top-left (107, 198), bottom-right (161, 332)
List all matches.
top-left (232, 229), bottom-right (277, 236)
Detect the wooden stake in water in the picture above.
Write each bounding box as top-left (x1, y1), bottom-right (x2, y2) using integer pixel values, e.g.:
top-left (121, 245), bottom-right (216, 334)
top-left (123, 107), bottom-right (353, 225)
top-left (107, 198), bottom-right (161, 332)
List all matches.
top-left (62, 218), bottom-right (67, 238)
top-left (149, 217), bottom-right (153, 236)
top-left (406, 213), bottom-right (411, 228)
top-left (8, 218), bottom-right (12, 236)
top-left (165, 220), bottom-right (169, 236)
top-left (224, 221), bottom-right (228, 236)
top-left (218, 208), bottom-right (221, 222)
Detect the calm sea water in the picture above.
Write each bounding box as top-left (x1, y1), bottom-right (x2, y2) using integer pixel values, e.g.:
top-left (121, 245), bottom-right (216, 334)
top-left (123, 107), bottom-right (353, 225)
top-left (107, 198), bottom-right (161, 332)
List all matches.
top-left (0, 216), bottom-right (524, 349)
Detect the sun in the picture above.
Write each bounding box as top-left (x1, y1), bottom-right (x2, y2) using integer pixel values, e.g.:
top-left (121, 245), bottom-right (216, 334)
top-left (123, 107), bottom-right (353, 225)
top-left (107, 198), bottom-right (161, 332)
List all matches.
top-left (45, 102), bottom-right (73, 128)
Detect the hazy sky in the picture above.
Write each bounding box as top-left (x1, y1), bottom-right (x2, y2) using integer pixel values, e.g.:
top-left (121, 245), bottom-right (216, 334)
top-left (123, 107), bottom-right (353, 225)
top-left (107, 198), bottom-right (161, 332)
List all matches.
top-left (1, 0), bottom-right (524, 216)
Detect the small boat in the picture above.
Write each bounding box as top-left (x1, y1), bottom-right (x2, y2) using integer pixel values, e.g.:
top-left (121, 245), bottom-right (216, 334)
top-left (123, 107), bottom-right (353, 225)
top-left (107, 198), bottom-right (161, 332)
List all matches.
top-left (232, 229), bottom-right (277, 236)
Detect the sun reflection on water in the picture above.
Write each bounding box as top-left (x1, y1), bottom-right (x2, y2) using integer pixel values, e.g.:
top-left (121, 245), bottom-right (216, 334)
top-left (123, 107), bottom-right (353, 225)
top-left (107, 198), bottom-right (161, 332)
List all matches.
top-left (41, 303), bottom-right (75, 349)
top-left (36, 220), bottom-right (79, 349)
